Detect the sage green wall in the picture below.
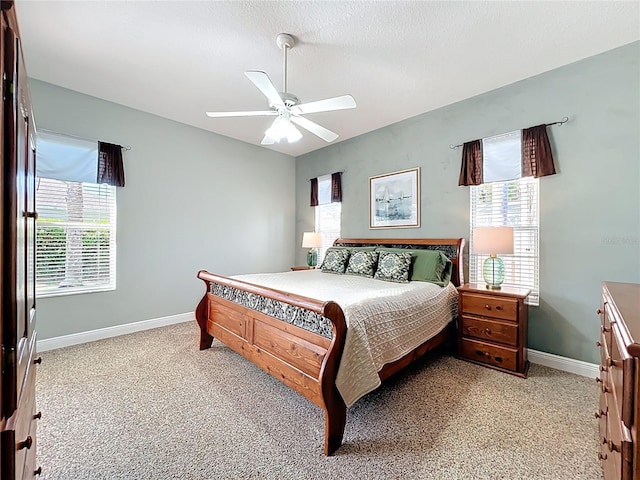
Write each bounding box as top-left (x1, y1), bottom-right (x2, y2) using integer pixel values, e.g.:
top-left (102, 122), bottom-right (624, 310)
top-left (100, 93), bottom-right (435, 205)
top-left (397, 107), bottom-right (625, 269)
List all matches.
top-left (31, 80), bottom-right (296, 340)
top-left (295, 42), bottom-right (640, 364)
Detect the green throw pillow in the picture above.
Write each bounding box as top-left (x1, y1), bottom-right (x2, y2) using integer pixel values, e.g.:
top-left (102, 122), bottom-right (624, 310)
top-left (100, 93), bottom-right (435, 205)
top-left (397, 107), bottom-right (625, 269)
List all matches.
top-left (411, 250), bottom-right (452, 286)
top-left (375, 247), bottom-right (452, 286)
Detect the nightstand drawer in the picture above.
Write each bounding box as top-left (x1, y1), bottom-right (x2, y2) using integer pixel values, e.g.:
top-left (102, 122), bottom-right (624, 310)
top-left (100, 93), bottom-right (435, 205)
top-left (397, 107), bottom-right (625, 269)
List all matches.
top-left (460, 293), bottom-right (519, 321)
top-left (460, 338), bottom-right (518, 371)
top-left (460, 315), bottom-right (518, 346)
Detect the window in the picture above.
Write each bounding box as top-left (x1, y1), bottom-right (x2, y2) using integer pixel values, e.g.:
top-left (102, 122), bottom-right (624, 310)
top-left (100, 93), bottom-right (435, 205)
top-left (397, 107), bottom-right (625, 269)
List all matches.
top-left (313, 174), bottom-right (341, 263)
top-left (470, 178), bottom-right (539, 306)
top-left (469, 130), bottom-right (540, 305)
top-left (35, 132), bottom-right (117, 297)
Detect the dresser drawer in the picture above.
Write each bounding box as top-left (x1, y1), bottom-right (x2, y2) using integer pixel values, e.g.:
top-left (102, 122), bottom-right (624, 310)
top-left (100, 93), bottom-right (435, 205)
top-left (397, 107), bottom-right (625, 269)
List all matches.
top-left (605, 407), bottom-right (634, 480)
top-left (599, 331), bottom-right (612, 371)
top-left (609, 323), bottom-right (634, 429)
top-left (460, 337), bottom-right (518, 371)
top-left (460, 315), bottom-right (518, 346)
top-left (460, 293), bottom-right (519, 321)
top-left (597, 391), bottom-right (608, 442)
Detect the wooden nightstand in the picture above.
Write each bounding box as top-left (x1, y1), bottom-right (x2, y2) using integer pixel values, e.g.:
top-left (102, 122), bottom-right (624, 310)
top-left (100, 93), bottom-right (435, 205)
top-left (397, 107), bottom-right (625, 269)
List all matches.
top-left (457, 283), bottom-right (530, 378)
top-left (290, 266), bottom-right (315, 271)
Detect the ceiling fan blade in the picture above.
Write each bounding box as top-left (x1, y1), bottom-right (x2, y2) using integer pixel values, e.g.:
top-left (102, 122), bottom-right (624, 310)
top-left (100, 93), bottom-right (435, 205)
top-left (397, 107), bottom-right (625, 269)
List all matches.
top-left (290, 116), bottom-right (339, 143)
top-left (293, 94), bottom-right (356, 115)
top-left (245, 71), bottom-right (284, 108)
top-left (206, 110), bottom-right (277, 118)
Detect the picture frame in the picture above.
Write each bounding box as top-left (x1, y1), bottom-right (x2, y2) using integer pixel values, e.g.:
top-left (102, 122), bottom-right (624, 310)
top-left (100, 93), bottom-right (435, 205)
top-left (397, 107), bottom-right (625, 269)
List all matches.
top-left (369, 167), bottom-right (420, 229)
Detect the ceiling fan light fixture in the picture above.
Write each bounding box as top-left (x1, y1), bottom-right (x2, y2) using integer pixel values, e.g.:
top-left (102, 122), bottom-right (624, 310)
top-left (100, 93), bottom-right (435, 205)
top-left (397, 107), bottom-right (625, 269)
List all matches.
top-left (265, 115), bottom-right (302, 144)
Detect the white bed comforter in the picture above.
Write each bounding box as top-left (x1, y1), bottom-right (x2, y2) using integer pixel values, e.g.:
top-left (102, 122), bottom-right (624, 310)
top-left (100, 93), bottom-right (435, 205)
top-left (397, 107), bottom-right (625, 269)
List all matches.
top-left (231, 270), bottom-right (458, 407)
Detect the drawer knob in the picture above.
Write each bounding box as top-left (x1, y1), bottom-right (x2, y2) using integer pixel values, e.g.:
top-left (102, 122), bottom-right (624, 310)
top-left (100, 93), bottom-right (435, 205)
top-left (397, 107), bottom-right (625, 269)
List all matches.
top-left (34, 411), bottom-right (42, 420)
top-left (475, 350), bottom-right (491, 359)
top-left (595, 377), bottom-right (603, 383)
top-left (494, 356), bottom-right (503, 363)
top-left (600, 325), bottom-right (609, 333)
top-left (596, 341), bottom-right (602, 348)
top-left (608, 440), bottom-right (620, 453)
top-left (594, 409), bottom-right (607, 419)
top-left (599, 365), bottom-right (608, 373)
top-left (598, 453), bottom-right (607, 461)
top-left (601, 384), bottom-right (609, 394)
top-left (18, 436), bottom-right (32, 450)
top-left (596, 308), bottom-right (603, 315)
top-left (34, 467), bottom-right (42, 476)
top-left (34, 356), bottom-right (42, 365)
top-left (484, 328), bottom-right (492, 336)
top-left (495, 305), bottom-right (503, 311)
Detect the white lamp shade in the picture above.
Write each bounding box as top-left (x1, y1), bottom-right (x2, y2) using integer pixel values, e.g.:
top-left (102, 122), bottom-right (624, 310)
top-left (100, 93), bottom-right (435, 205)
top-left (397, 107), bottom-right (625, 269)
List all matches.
top-left (302, 232), bottom-right (322, 248)
top-left (472, 227), bottom-right (514, 255)
top-left (265, 116), bottom-right (302, 144)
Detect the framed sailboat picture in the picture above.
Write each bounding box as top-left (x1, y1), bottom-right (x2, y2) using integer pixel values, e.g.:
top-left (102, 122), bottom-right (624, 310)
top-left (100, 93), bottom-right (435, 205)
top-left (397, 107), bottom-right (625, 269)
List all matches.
top-left (369, 167), bottom-right (420, 229)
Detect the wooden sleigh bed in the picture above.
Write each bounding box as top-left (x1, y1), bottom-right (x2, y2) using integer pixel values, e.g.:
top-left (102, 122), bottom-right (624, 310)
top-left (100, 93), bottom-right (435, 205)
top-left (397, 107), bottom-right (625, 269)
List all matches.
top-left (195, 237), bottom-right (465, 455)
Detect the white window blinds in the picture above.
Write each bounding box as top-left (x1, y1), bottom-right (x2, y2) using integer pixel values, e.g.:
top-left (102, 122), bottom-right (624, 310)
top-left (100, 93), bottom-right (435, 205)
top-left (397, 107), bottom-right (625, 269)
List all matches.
top-left (315, 202), bottom-right (342, 264)
top-left (470, 177), bottom-right (539, 305)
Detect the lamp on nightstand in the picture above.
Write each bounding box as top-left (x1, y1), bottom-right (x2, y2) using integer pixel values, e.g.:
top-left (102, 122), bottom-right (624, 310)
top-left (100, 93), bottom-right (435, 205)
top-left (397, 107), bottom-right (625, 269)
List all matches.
top-left (302, 232), bottom-right (322, 267)
top-left (472, 226), bottom-right (514, 290)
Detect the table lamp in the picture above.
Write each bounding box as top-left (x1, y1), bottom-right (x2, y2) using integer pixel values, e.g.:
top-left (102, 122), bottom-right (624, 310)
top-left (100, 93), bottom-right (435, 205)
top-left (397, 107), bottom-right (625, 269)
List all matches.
top-left (302, 232), bottom-right (322, 267)
top-left (472, 226), bottom-right (514, 290)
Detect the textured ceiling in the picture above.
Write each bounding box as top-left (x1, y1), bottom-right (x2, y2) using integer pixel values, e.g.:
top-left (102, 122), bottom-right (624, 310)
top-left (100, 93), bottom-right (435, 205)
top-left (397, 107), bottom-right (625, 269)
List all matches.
top-left (14, 1), bottom-right (640, 157)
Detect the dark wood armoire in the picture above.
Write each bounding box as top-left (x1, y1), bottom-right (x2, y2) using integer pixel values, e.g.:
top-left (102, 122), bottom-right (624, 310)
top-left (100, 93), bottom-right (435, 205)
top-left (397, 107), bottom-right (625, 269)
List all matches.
top-left (0, 1), bottom-right (40, 478)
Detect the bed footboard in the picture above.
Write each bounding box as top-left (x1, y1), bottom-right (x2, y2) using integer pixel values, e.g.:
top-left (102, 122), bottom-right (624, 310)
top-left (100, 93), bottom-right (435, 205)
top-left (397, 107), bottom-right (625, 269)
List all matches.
top-left (195, 270), bottom-right (348, 455)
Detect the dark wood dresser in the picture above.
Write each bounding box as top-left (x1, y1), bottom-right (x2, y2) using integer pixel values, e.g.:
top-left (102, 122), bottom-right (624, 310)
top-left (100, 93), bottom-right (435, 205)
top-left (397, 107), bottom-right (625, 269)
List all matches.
top-left (1, 1), bottom-right (40, 478)
top-left (457, 283), bottom-right (530, 378)
top-left (597, 282), bottom-right (640, 480)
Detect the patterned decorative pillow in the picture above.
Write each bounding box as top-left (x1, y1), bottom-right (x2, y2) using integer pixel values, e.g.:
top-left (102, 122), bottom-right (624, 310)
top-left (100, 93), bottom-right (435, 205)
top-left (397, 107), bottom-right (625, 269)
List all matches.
top-left (320, 248), bottom-right (350, 274)
top-left (345, 251), bottom-right (379, 278)
top-left (374, 251), bottom-right (412, 283)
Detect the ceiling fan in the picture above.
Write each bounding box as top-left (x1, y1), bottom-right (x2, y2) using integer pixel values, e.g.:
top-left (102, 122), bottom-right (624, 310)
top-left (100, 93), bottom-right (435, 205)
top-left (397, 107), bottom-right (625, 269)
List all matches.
top-left (206, 33), bottom-right (356, 145)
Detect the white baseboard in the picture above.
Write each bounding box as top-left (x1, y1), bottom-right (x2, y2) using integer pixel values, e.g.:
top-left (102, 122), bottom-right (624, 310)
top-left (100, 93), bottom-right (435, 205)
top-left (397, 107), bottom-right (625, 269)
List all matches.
top-left (527, 348), bottom-right (599, 378)
top-left (37, 312), bottom-right (194, 352)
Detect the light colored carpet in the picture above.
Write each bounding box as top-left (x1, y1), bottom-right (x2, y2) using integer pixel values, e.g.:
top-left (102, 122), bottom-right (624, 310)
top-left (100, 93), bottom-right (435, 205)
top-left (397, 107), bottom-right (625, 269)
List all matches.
top-left (35, 322), bottom-right (602, 479)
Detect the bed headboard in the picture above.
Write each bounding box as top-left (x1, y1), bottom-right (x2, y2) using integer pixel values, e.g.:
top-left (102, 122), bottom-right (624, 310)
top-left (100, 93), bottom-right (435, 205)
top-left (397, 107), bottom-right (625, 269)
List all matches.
top-left (333, 237), bottom-right (466, 287)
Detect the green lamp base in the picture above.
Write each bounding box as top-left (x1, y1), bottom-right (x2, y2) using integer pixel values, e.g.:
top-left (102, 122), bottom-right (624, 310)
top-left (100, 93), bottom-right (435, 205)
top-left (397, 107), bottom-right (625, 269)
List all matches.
top-left (483, 255), bottom-right (505, 290)
top-left (306, 248), bottom-right (318, 267)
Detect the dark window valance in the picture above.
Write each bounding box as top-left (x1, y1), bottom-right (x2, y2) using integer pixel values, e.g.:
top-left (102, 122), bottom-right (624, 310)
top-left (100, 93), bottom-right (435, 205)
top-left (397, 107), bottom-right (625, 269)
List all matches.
top-left (522, 124), bottom-right (556, 178)
top-left (458, 140), bottom-right (483, 186)
top-left (331, 172), bottom-right (342, 203)
top-left (310, 172), bottom-right (342, 206)
top-left (458, 123), bottom-right (557, 187)
top-left (98, 141), bottom-right (126, 187)
top-left (310, 177), bottom-right (319, 207)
